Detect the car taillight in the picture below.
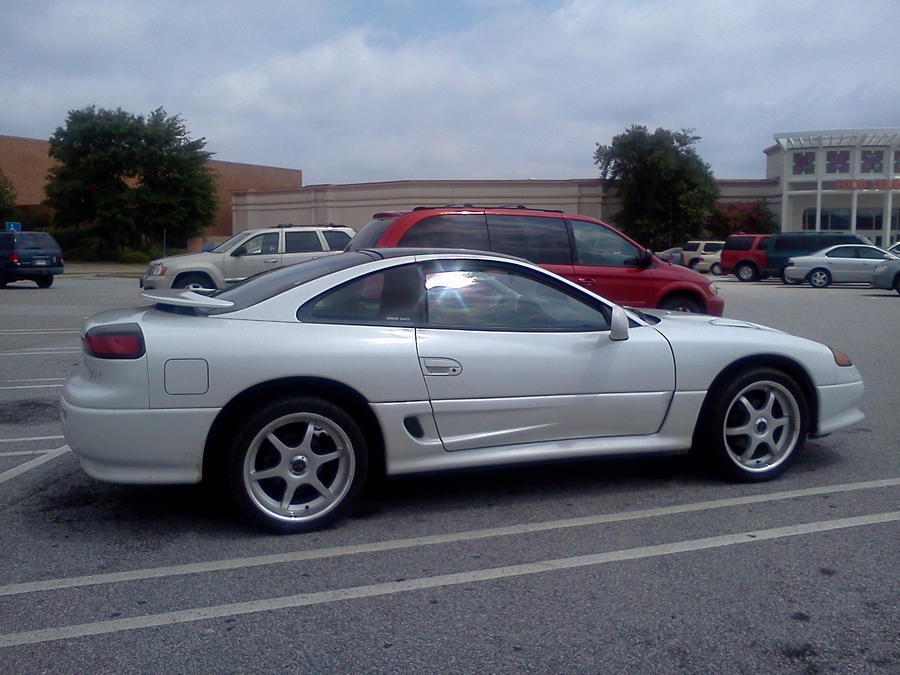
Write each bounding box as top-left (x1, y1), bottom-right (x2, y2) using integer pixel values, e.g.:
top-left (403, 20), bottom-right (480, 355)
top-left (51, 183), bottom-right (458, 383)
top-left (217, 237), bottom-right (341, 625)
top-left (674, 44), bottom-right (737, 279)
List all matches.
top-left (83, 324), bottom-right (146, 359)
top-left (7, 252), bottom-right (18, 263)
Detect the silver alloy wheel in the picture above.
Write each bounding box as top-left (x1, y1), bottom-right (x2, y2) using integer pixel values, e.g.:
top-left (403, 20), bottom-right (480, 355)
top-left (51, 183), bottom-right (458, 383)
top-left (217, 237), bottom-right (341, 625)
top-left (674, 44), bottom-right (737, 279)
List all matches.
top-left (711, 262), bottom-right (723, 275)
top-left (242, 411), bottom-right (355, 525)
top-left (721, 379), bottom-right (801, 474)
top-left (736, 263), bottom-right (756, 282)
top-left (809, 269), bottom-right (831, 288)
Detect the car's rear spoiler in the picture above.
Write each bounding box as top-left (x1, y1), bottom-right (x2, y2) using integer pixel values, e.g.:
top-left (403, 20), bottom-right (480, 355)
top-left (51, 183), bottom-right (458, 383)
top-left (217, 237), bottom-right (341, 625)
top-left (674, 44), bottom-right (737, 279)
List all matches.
top-left (141, 289), bottom-right (235, 309)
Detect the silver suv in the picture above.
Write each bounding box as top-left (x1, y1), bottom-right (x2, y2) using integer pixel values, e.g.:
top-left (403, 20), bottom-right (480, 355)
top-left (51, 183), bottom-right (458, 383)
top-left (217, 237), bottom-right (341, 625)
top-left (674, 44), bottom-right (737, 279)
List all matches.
top-left (140, 225), bottom-right (356, 290)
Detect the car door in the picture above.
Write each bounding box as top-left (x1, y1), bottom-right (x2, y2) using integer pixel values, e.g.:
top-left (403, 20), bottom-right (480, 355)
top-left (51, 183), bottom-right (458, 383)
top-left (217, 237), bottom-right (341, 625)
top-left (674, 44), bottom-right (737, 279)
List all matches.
top-left (857, 246), bottom-right (893, 281)
top-left (416, 260), bottom-right (675, 452)
top-left (824, 246), bottom-right (860, 282)
top-left (566, 219), bottom-right (655, 307)
top-left (223, 232), bottom-right (282, 282)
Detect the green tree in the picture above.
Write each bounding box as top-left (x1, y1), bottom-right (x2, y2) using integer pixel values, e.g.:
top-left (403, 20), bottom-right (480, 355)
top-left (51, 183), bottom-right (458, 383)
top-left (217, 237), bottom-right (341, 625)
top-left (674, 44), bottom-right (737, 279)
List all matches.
top-left (594, 126), bottom-right (719, 250)
top-left (0, 168), bottom-right (18, 222)
top-left (706, 200), bottom-right (777, 239)
top-left (45, 106), bottom-right (218, 257)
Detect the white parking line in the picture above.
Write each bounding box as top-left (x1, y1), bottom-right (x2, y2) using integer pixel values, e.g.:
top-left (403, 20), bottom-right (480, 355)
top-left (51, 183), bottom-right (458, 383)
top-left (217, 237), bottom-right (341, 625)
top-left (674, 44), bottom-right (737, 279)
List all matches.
top-left (0, 435), bottom-right (64, 445)
top-left (0, 510), bottom-right (896, 648)
top-left (1, 477), bottom-right (897, 598)
top-left (2, 378), bottom-right (66, 383)
top-left (0, 349), bottom-right (80, 356)
top-left (0, 446), bottom-right (69, 485)
top-left (0, 329), bottom-right (79, 335)
top-left (0, 384), bottom-right (63, 390)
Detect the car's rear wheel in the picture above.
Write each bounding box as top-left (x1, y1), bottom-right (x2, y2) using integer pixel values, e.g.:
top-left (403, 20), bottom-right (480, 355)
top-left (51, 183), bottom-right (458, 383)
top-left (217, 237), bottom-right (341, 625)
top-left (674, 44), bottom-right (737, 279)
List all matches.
top-left (173, 273), bottom-right (213, 290)
top-left (35, 276), bottom-right (53, 288)
top-left (228, 397), bottom-right (368, 533)
top-left (658, 295), bottom-right (702, 313)
top-left (735, 262), bottom-right (758, 282)
top-left (703, 367), bottom-right (808, 481)
top-left (710, 262), bottom-right (723, 275)
top-left (894, 275), bottom-right (900, 296)
top-left (808, 268), bottom-right (831, 288)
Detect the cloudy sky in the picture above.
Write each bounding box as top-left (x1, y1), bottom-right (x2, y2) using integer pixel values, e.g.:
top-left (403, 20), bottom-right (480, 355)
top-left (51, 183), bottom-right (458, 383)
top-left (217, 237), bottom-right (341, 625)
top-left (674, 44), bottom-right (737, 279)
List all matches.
top-left (2, 0), bottom-right (898, 185)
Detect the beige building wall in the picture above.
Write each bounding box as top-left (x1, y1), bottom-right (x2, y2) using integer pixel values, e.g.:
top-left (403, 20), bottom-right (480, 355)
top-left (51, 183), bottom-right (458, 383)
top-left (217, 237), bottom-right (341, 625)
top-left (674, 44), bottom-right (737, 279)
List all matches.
top-left (232, 179), bottom-right (612, 233)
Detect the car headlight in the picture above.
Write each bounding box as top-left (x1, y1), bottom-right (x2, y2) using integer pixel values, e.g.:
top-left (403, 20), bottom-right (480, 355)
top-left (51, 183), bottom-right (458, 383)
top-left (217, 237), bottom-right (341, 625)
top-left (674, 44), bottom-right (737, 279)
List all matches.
top-left (148, 263), bottom-right (167, 276)
top-left (708, 283), bottom-right (718, 295)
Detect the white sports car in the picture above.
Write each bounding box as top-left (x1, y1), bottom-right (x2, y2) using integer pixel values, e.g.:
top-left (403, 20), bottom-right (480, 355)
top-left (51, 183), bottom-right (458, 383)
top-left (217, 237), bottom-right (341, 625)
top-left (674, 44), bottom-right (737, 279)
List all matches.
top-left (61, 250), bottom-right (864, 533)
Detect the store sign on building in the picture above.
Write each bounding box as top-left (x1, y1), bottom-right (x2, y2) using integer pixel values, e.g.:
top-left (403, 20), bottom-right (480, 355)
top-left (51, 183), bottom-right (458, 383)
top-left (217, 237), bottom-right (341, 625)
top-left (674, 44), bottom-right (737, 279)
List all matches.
top-left (835, 178), bottom-right (900, 191)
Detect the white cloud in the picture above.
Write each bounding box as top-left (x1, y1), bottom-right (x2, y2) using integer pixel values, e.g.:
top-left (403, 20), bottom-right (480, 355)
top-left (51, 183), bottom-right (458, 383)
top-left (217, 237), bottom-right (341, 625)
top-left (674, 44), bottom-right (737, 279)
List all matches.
top-left (1, 0), bottom-right (898, 183)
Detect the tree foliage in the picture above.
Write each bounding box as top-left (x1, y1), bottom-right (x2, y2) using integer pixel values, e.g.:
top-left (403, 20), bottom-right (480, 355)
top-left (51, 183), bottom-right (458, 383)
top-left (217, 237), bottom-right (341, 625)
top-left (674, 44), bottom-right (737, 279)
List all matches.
top-left (45, 106), bottom-right (218, 256)
top-left (0, 168), bottom-right (18, 222)
top-left (706, 200), bottom-right (778, 239)
top-left (594, 125), bottom-right (719, 250)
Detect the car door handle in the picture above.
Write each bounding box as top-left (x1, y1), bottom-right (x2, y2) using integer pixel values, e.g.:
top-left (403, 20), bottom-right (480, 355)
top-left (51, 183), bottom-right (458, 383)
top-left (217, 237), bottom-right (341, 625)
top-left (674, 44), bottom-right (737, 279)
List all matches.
top-left (576, 277), bottom-right (596, 286)
top-left (420, 357), bottom-right (463, 376)
top-left (263, 258), bottom-right (279, 263)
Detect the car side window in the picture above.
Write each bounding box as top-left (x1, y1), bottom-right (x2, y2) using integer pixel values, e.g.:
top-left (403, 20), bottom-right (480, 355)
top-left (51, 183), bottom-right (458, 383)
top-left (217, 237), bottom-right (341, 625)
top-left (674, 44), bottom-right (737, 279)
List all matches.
top-left (300, 264), bottom-right (423, 325)
top-left (826, 246), bottom-right (857, 258)
top-left (568, 220), bottom-right (641, 267)
top-left (285, 231), bottom-right (324, 253)
top-left (486, 215), bottom-right (572, 264)
top-left (423, 261), bottom-right (610, 331)
top-left (397, 214), bottom-right (490, 250)
top-left (858, 247), bottom-right (887, 259)
top-left (323, 230), bottom-right (352, 250)
top-left (240, 233), bottom-right (280, 255)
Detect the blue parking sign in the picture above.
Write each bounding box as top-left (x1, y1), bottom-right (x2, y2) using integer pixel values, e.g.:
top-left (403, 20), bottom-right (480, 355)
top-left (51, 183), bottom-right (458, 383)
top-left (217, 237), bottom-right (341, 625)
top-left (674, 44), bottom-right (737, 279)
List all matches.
top-left (4, 221), bottom-right (22, 232)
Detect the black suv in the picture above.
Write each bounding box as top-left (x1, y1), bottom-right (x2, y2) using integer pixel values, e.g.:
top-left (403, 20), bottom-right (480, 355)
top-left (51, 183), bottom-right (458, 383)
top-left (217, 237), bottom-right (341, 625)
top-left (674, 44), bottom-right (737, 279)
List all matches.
top-left (0, 231), bottom-right (64, 288)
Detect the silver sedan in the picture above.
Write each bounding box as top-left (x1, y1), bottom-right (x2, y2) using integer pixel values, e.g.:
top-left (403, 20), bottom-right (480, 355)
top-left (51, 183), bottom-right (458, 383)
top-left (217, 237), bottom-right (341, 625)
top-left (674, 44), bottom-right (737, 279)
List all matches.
top-left (783, 244), bottom-right (898, 287)
top-left (61, 249), bottom-right (865, 533)
top-left (872, 258), bottom-right (900, 295)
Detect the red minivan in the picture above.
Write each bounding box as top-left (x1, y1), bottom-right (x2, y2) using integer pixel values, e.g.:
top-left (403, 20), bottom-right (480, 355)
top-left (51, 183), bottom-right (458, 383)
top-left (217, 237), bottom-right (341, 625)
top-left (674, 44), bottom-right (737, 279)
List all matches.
top-left (347, 206), bottom-right (724, 315)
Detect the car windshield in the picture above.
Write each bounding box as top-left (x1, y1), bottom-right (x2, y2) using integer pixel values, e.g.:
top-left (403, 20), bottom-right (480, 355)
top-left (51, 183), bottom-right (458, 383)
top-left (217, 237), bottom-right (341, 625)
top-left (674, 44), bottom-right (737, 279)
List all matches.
top-left (204, 251), bottom-right (379, 314)
top-left (210, 232), bottom-right (249, 253)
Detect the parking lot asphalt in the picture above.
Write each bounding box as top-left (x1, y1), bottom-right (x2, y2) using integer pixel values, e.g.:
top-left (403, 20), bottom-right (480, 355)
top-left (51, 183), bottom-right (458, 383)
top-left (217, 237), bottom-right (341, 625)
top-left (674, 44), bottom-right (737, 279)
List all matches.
top-left (0, 272), bottom-right (897, 672)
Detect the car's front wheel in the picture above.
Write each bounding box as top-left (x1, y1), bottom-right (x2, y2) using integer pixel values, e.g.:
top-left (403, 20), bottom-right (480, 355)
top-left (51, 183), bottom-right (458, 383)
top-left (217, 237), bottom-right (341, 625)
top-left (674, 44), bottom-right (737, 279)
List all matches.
top-left (894, 275), bottom-right (900, 296)
top-left (703, 367), bottom-right (808, 481)
top-left (658, 295), bottom-right (702, 313)
top-left (228, 397), bottom-right (368, 533)
top-left (808, 268), bottom-right (831, 288)
top-left (173, 273), bottom-right (214, 290)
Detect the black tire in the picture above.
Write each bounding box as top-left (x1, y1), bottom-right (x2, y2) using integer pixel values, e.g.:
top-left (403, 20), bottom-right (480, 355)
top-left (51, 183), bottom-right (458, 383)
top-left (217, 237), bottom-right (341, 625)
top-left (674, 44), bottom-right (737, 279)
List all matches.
top-left (735, 262), bottom-right (758, 282)
top-left (658, 295), bottom-right (702, 313)
top-left (894, 275), bottom-right (900, 296)
top-left (710, 262), bottom-right (723, 276)
top-left (687, 259), bottom-right (698, 270)
top-left (781, 267), bottom-right (800, 285)
top-left (808, 268), bottom-right (831, 288)
top-left (35, 276), bottom-right (53, 288)
top-left (701, 367), bottom-right (808, 482)
top-left (173, 273), bottom-right (214, 290)
top-left (227, 396), bottom-right (368, 533)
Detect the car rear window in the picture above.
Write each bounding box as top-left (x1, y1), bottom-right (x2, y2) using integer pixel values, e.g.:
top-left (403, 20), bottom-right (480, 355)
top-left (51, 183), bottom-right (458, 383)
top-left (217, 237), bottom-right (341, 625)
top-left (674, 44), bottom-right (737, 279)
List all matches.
top-left (346, 218), bottom-right (399, 250)
top-left (705, 242), bottom-right (723, 253)
top-left (18, 232), bottom-right (61, 251)
top-left (682, 242), bottom-right (701, 251)
top-left (206, 252), bottom-right (378, 314)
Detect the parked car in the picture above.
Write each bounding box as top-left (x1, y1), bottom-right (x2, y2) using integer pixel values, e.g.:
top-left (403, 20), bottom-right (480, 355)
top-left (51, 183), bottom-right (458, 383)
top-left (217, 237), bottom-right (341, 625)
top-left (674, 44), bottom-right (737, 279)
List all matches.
top-left (721, 233), bottom-right (772, 282)
top-left (0, 230), bottom-right (64, 288)
top-left (678, 241), bottom-right (724, 269)
top-left (655, 247), bottom-right (682, 263)
top-left (888, 241), bottom-right (900, 256)
top-left (693, 249), bottom-right (723, 275)
top-left (140, 224), bottom-right (355, 290)
top-left (347, 206), bottom-right (724, 315)
top-left (783, 244), bottom-right (897, 287)
top-left (872, 258), bottom-right (900, 295)
top-left (765, 232), bottom-right (871, 283)
top-left (61, 249), bottom-right (864, 533)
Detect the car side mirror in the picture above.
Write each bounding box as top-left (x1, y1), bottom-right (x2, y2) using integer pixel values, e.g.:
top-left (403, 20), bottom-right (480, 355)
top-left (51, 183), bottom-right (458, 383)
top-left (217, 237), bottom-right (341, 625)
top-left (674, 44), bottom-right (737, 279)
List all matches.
top-left (639, 248), bottom-right (653, 267)
top-left (609, 305), bottom-right (630, 341)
